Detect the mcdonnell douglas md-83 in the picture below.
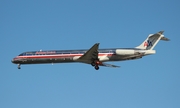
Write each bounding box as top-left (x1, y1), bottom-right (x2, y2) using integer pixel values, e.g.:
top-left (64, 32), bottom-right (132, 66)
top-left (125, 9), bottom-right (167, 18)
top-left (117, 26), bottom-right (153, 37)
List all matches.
top-left (12, 31), bottom-right (169, 70)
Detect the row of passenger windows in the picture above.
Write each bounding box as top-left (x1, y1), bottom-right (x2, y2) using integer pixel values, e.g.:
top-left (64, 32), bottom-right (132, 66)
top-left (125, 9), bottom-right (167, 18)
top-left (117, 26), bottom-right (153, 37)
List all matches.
top-left (19, 51), bottom-right (115, 56)
top-left (19, 52), bottom-right (86, 56)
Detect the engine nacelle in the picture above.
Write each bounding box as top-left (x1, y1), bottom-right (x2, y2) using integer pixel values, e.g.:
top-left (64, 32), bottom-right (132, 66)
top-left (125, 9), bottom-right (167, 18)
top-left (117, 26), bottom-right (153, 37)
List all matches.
top-left (115, 49), bottom-right (135, 55)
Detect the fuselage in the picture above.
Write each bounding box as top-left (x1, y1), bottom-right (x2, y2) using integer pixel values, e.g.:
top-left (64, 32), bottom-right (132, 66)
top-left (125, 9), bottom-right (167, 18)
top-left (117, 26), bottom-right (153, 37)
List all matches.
top-left (11, 48), bottom-right (155, 65)
top-left (11, 31), bottom-right (168, 70)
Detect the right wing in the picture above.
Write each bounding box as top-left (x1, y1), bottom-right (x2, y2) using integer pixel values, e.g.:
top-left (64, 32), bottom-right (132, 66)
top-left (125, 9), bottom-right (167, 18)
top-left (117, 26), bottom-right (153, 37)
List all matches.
top-left (99, 62), bottom-right (120, 68)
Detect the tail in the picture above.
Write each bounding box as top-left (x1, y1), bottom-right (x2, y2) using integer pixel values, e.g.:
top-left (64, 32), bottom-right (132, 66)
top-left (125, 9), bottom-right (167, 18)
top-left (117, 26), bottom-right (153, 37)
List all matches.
top-left (136, 31), bottom-right (170, 50)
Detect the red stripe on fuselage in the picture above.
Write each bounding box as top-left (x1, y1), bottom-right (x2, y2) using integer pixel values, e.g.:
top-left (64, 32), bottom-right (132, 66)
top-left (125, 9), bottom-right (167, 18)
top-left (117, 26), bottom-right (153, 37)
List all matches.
top-left (16, 53), bottom-right (114, 59)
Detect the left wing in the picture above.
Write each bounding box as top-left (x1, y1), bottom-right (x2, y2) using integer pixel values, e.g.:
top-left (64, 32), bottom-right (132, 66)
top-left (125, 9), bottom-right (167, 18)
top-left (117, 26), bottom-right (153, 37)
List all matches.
top-left (78, 43), bottom-right (120, 69)
top-left (79, 43), bottom-right (99, 61)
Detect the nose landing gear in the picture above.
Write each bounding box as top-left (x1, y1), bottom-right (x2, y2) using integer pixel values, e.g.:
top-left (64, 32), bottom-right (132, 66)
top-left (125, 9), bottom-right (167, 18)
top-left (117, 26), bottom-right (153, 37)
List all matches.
top-left (18, 64), bottom-right (21, 69)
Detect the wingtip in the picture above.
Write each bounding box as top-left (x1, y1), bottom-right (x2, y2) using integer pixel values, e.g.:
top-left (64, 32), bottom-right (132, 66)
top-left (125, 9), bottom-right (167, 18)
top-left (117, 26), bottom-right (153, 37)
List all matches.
top-left (96, 43), bottom-right (100, 46)
top-left (112, 65), bottom-right (120, 68)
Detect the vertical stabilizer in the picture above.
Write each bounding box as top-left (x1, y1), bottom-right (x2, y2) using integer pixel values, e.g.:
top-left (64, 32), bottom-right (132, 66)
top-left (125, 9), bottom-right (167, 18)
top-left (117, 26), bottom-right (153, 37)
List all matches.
top-left (136, 31), bottom-right (169, 50)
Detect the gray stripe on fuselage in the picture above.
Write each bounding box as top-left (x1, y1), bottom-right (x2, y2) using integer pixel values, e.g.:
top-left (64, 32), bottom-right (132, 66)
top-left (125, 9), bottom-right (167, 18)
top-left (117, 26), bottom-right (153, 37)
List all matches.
top-left (12, 57), bottom-right (75, 64)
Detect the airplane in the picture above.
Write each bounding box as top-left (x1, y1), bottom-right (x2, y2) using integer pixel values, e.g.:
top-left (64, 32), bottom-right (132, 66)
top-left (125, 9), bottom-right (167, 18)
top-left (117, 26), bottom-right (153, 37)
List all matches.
top-left (12, 31), bottom-right (169, 70)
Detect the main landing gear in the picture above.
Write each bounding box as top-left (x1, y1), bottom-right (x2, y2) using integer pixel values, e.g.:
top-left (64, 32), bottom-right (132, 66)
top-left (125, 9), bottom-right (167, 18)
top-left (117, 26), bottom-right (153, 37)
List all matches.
top-left (18, 64), bottom-right (21, 69)
top-left (94, 65), bottom-right (99, 70)
top-left (91, 60), bottom-right (100, 70)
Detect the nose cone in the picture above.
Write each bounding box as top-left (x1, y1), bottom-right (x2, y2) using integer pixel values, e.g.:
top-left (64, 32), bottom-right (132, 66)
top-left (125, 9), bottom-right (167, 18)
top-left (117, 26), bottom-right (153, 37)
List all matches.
top-left (11, 57), bottom-right (19, 64)
top-left (11, 58), bottom-right (15, 63)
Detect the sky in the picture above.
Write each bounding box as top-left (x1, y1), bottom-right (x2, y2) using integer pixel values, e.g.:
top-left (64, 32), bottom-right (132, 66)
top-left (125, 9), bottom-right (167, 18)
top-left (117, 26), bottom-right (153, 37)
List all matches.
top-left (1, 0), bottom-right (180, 108)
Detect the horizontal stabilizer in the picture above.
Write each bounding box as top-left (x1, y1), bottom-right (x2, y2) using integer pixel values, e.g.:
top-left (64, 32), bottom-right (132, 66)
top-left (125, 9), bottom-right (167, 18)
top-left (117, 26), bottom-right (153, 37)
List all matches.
top-left (158, 30), bottom-right (164, 35)
top-left (161, 37), bottom-right (170, 41)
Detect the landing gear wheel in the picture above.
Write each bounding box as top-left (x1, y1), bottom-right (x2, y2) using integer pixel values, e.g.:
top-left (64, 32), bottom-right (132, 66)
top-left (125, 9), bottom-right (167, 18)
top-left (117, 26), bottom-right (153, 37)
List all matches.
top-left (94, 65), bottom-right (99, 70)
top-left (18, 64), bottom-right (21, 69)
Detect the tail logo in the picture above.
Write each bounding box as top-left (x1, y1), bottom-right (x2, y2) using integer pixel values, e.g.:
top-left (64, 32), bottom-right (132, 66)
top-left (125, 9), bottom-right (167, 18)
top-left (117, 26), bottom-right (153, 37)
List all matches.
top-left (144, 40), bottom-right (153, 47)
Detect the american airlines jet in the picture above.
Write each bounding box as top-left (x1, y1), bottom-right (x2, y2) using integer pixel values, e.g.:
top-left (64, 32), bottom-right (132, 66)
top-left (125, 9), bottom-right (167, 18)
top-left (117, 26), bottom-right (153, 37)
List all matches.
top-left (12, 31), bottom-right (169, 70)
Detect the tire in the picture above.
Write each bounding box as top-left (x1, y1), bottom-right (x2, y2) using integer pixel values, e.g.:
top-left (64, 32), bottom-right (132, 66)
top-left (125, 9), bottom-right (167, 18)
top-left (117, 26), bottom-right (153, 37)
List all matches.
top-left (95, 66), bottom-right (99, 70)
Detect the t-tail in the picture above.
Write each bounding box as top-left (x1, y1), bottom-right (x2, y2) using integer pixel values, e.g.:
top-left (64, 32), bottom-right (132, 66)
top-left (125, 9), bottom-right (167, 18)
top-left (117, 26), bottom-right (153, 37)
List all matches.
top-left (136, 31), bottom-right (170, 50)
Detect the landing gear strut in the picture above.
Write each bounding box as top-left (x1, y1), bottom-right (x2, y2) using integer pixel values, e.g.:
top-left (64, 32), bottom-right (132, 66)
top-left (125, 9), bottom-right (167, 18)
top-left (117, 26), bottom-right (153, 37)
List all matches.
top-left (91, 59), bottom-right (100, 70)
top-left (18, 64), bottom-right (21, 69)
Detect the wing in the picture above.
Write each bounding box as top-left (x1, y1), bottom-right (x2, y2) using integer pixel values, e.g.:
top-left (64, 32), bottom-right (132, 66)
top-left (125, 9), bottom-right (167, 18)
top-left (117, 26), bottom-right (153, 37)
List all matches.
top-left (79, 43), bottom-right (99, 61)
top-left (99, 62), bottom-right (120, 68)
top-left (78, 43), bottom-right (120, 68)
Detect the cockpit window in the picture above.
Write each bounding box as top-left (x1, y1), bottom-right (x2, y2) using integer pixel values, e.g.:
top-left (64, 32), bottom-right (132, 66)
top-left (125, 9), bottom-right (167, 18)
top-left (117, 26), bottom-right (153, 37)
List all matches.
top-left (18, 52), bottom-right (35, 56)
top-left (18, 53), bottom-right (24, 56)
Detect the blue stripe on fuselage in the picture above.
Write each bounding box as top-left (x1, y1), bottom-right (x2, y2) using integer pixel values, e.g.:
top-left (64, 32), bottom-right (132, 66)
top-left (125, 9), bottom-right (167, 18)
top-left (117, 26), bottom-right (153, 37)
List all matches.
top-left (18, 48), bottom-right (140, 56)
